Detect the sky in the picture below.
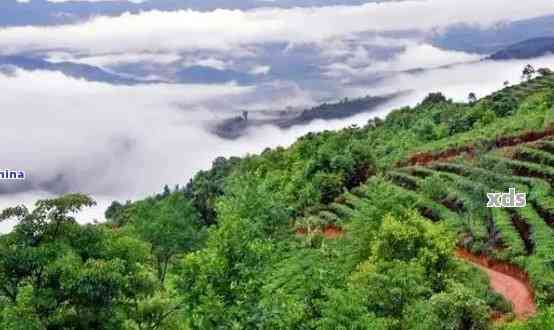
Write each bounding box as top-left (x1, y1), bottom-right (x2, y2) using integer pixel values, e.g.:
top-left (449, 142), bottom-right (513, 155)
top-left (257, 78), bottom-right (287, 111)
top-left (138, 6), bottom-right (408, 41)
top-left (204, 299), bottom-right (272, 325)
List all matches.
top-left (1, 0), bottom-right (554, 232)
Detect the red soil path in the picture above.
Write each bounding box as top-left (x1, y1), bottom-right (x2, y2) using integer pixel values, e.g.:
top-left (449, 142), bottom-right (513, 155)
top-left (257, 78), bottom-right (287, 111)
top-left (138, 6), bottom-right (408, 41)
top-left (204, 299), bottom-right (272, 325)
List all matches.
top-left (404, 128), bottom-right (554, 166)
top-left (456, 249), bottom-right (537, 319)
top-left (295, 225), bottom-right (344, 239)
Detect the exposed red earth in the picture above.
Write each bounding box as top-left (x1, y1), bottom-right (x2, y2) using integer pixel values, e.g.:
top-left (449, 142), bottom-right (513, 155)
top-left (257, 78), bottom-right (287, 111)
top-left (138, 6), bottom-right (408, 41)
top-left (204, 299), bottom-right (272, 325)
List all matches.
top-left (322, 225), bottom-right (343, 238)
top-left (404, 128), bottom-right (554, 166)
top-left (295, 225), bottom-right (344, 239)
top-left (456, 248), bottom-right (537, 320)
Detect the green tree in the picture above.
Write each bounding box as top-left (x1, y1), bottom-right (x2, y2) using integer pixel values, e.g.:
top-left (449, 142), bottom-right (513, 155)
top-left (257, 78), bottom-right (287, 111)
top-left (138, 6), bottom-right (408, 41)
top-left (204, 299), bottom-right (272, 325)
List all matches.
top-left (175, 175), bottom-right (289, 328)
top-left (404, 282), bottom-right (489, 330)
top-left (522, 64), bottom-right (536, 81)
top-left (490, 93), bottom-right (518, 117)
top-left (422, 92), bottom-right (448, 106)
top-left (468, 92), bottom-right (477, 104)
top-left (317, 288), bottom-right (390, 330)
top-left (130, 193), bottom-right (205, 285)
top-left (537, 67), bottom-right (552, 77)
top-left (0, 194), bottom-right (157, 329)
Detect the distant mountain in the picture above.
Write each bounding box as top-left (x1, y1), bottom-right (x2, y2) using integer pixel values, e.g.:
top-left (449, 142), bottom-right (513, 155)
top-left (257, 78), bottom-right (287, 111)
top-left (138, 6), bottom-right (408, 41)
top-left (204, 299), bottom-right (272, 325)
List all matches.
top-left (432, 15), bottom-right (554, 54)
top-left (488, 37), bottom-right (554, 60)
top-left (0, 55), bottom-right (271, 85)
top-left (0, 55), bottom-right (144, 85)
top-left (211, 92), bottom-right (405, 139)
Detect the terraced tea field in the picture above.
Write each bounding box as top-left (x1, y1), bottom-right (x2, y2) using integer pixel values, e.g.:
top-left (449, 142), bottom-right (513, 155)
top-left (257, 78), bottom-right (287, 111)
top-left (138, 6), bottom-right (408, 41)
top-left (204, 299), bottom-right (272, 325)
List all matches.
top-left (296, 129), bottom-right (554, 313)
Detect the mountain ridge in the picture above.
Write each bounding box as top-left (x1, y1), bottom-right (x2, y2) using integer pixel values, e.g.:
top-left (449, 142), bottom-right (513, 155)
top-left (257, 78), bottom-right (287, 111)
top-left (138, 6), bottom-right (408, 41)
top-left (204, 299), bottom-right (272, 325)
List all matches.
top-left (489, 37), bottom-right (554, 60)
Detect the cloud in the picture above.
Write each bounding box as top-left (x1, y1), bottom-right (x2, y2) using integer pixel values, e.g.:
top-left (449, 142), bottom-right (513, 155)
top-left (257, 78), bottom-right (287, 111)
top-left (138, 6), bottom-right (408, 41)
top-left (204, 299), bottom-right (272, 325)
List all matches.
top-left (180, 57), bottom-right (231, 70)
top-left (360, 54), bottom-right (554, 103)
top-left (323, 43), bottom-right (483, 82)
top-left (249, 65), bottom-right (271, 75)
top-left (46, 52), bottom-right (182, 66)
top-left (0, 68), bottom-right (318, 199)
top-left (0, 68), bottom-right (318, 232)
top-left (0, 0), bottom-right (552, 55)
top-left (0, 69), bottom-right (250, 196)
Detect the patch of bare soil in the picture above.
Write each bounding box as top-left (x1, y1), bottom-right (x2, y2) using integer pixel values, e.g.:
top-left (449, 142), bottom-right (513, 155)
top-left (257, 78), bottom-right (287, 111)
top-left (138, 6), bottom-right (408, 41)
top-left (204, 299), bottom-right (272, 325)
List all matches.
top-left (295, 225), bottom-right (344, 239)
top-left (456, 249), bottom-right (537, 320)
top-left (403, 128), bottom-right (554, 166)
top-left (322, 225), bottom-right (344, 239)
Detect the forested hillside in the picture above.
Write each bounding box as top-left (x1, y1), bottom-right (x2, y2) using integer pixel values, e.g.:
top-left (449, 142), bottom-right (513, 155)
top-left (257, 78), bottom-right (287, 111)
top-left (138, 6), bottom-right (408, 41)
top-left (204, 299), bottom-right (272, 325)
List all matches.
top-left (1, 67), bottom-right (554, 329)
top-left (489, 37), bottom-right (554, 60)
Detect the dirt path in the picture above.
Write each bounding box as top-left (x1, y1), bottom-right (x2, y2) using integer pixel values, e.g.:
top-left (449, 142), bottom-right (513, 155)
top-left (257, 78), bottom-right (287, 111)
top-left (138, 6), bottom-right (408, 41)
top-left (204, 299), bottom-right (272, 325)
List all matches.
top-left (295, 225), bottom-right (344, 239)
top-left (456, 249), bottom-right (536, 319)
top-left (403, 128), bottom-right (554, 166)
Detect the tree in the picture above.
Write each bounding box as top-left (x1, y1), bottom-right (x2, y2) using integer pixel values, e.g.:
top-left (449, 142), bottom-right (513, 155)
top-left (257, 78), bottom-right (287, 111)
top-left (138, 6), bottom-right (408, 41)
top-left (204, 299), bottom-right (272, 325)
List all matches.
top-left (404, 283), bottom-right (489, 330)
top-left (184, 156), bottom-right (241, 225)
top-left (317, 288), bottom-right (389, 330)
top-left (422, 92), bottom-right (448, 106)
top-left (175, 175), bottom-right (289, 328)
top-left (0, 194), bottom-right (157, 329)
top-left (0, 193), bottom-right (96, 244)
top-left (490, 93), bottom-right (518, 117)
top-left (468, 92), bottom-right (477, 104)
top-left (346, 140), bottom-right (377, 187)
top-left (314, 171), bottom-right (344, 204)
top-left (414, 119), bottom-right (439, 141)
top-left (522, 64), bottom-right (536, 81)
top-left (538, 67), bottom-right (553, 77)
top-left (105, 200), bottom-right (132, 226)
top-left (162, 184), bottom-right (171, 197)
top-left (131, 193), bottom-right (205, 284)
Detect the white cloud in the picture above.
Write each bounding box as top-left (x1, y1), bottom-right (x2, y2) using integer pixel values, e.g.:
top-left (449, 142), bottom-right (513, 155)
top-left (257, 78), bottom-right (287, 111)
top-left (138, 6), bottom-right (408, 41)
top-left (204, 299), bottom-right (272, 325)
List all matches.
top-left (46, 52), bottom-right (182, 66)
top-left (360, 55), bottom-right (554, 103)
top-left (249, 65), bottom-right (271, 75)
top-left (0, 67), bottom-right (316, 199)
top-left (375, 44), bottom-right (482, 72)
top-left (0, 69), bottom-right (251, 197)
top-left (181, 57), bottom-right (231, 70)
top-left (0, 0), bottom-right (552, 55)
top-left (0, 68), bottom-right (315, 232)
top-left (322, 43), bottom-right (483, 85)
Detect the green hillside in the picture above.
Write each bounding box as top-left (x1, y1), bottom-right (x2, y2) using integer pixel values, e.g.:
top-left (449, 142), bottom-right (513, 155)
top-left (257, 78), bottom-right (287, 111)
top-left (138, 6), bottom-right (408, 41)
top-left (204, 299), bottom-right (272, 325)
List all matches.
top-left (2, 69), bottom-right (554, 329)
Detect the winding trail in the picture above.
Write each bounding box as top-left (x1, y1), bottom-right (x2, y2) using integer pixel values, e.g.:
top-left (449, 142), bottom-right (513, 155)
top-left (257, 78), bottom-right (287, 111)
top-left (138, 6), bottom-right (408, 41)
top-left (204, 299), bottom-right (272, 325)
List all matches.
top-left (456, 249), bottom-right (537, 319)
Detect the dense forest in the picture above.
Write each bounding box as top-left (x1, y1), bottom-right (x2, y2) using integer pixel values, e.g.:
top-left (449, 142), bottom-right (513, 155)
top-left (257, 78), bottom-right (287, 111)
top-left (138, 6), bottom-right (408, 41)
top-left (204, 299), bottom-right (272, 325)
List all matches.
top-left (1, 67), bottom-right (554, 329)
